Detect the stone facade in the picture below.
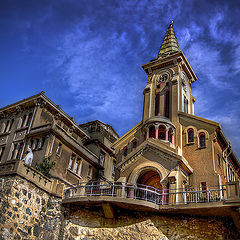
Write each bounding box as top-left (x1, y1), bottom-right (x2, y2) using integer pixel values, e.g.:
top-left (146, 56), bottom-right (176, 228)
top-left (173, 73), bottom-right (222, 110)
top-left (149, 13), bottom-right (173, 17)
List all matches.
top-left (0, 175), bottom-right (62, 240)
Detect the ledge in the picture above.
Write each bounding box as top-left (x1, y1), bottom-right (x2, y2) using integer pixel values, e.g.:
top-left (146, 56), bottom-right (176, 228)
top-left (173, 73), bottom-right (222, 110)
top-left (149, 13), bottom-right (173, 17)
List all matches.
top-left (0, 160), bottom-right (64, 197)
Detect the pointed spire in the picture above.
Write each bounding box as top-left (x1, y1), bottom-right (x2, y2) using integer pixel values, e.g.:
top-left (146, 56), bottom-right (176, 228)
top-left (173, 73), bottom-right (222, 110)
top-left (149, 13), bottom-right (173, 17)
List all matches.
top-left (157, 21), bottom-right (181, 58)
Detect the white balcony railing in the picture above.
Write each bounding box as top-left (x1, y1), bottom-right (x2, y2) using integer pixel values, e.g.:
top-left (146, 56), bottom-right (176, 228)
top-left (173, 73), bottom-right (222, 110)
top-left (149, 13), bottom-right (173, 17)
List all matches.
top-left (64, 182), bottom-right (226, 205)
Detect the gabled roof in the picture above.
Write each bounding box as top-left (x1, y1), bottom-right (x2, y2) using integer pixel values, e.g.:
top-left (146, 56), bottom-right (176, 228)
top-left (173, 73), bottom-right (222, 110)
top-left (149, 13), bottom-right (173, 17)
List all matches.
top-left (157, 21), bottom-right (180, 57)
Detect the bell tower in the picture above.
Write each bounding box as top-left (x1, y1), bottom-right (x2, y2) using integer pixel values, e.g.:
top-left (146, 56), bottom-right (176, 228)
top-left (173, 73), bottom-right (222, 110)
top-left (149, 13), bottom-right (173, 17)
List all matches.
top-left (142, 22), bottom-right (197, 126)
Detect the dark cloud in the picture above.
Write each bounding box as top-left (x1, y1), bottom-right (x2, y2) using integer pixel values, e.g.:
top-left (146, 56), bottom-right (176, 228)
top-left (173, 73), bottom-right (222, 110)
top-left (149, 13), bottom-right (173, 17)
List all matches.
top-left (0, 0), bottom-right (240, 156)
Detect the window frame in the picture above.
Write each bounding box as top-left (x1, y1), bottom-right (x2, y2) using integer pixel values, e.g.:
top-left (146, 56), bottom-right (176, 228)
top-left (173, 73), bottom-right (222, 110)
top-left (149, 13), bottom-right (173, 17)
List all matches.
top-left (187, 128), bottom-right (194, 144)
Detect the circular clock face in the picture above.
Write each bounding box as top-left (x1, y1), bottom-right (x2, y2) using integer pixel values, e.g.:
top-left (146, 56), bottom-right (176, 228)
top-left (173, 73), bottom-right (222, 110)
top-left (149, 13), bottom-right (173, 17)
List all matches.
top-left (157, 73), bottom-right (168, 83)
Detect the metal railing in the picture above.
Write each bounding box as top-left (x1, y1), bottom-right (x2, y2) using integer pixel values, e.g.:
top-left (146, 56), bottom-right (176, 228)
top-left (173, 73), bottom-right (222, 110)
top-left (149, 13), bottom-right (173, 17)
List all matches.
top-left (64, 181), bottom-right (226, 205)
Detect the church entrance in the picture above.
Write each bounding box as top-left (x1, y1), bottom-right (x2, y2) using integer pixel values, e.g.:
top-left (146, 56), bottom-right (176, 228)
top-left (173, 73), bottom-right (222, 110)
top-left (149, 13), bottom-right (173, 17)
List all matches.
top-left (137, 169), bottom-right (162, 190)
top-left (135, 169), bottom-right (163, 203)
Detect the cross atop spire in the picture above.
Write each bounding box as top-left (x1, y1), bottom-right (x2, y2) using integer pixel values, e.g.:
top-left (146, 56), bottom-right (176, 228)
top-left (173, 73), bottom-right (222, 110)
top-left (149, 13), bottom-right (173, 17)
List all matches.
top-left (157, 21), bottom-right (181, 58)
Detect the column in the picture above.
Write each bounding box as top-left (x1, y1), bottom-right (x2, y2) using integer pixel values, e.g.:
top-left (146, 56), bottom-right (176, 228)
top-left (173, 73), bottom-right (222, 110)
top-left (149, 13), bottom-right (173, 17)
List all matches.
top-left (161, 182), bottom-right (169, 205)
top-left (155, 125), bottom-right (159, 139)
top-left (146, 128), bottom-right (149, 139)
top-left (165, 127), bottom-right (169, 141)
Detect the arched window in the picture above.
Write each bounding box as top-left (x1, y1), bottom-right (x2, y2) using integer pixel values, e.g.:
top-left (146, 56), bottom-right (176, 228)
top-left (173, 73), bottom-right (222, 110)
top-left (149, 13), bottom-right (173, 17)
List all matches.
top-left (132, 140), bottom-right (137, 150)
top-left (187, 128), bottom-right (194, 143)
top-left (168, 128), bottom-right (174, 143)
top-left (164, 91), bottom-right (170, 118)
top-left (158, 125), bottom-right (166, 140)
top-left (149, 126), bottom-right (155, 138)
top-left (199, 132), bottom-right (206, 148)
top-left (123, 147), bottom-right (128, 157)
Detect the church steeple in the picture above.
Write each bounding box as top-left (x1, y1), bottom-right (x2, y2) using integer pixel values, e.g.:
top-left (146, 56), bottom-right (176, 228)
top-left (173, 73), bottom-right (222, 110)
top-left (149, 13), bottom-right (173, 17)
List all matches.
top-left (157, 21), bottom-right (180, 57)
top-left (142, 22), bottom-right (197, 125)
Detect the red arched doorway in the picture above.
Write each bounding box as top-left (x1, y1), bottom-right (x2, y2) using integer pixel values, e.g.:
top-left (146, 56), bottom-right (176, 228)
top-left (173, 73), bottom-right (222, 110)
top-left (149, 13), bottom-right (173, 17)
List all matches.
top-left (137, 169), bottom-right (162, 190)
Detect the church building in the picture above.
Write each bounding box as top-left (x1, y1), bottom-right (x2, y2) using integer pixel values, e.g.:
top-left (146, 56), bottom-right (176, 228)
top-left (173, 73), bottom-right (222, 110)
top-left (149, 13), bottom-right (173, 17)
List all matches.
top-left (0, 22), bottom-right (240, 239)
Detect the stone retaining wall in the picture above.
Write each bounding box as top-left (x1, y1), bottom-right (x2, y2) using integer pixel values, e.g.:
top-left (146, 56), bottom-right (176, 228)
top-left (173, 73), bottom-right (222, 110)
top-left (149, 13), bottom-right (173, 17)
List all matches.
top-left (0, 175), bottom-right (239, 240)
top-left (63, 206), bottom-right (240, 240)
top-left (0, 175), bottom-right (62, 240)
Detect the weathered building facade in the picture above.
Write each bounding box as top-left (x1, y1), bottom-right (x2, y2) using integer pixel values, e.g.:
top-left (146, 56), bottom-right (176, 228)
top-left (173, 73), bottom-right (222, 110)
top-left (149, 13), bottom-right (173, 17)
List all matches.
top-left (0, 22), bottom-right (240, 239)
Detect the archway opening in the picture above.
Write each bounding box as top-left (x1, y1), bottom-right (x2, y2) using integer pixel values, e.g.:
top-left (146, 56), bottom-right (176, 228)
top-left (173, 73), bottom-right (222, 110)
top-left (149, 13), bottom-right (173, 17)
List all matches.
top-left (137, 169), bottom-right (162, 190)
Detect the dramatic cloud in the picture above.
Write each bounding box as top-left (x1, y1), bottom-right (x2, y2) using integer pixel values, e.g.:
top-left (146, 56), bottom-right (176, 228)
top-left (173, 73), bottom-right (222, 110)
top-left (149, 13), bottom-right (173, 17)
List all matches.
top-left (1, 0), bottom-right (240, 155)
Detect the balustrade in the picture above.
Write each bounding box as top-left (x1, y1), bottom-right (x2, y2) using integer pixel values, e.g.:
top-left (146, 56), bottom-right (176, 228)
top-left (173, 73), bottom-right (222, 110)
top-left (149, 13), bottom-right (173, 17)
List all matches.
top-left (64, 182), bottom-right (226, 206)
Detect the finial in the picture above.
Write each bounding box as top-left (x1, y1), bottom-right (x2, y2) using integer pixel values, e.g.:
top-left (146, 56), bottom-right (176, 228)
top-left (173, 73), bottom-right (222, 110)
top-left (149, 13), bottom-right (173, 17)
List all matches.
top-left (171, 20), bottom-right (173, 24)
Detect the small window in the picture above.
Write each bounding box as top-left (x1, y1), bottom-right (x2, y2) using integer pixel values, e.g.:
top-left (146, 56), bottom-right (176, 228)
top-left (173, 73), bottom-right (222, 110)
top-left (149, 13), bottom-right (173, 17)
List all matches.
top-left (187, 128), bottom-right (194, 143)
top-left (56, 143), bottom-right (62, 156)
top-left (68, 154), bottom-right (75, 170)
top-left (168, 128), bottom-right (174, 143)
top-left (199, 132), bottom-right (206, 148)
top-left (158, 125), bottom-right (165, 140)
top-left (99, 152), bottom-right (105, 166)
top-left (112, 161), bottom-right (116, 175)
top-left (21, 115), bottom-right (27, 128)
top-left (9, 119), bottom-right (14, 132)
top-left (87, 165), bottom-right (93, 178)
top-left (123, 147), bottom-right (128, 157)
top-left (156, 84), bottom-right (160, 89)
top-left (4, 120), bottom-right (10, 133)
top-left (132, 140), bottom-right (137, 150)
top-left (16, 143), bottom-right (24, 160)
top-left (10, 143), bottom-right (18, 160)
top-left (201, 182), bottom-right (207, 192)
top-left (149, 126), bottom-right (155, 138)
top-left (0, 146), bottom-right (5, 162)
top-left (26, 113), bottom-right (33, 127)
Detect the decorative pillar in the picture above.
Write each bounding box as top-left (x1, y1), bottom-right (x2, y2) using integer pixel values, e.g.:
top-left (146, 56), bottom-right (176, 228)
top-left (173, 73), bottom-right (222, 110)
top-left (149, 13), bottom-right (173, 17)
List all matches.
top-left (161, 180), bottom-right (169, 205)
top-left (146, 128), bottom-right (149, 139)
top-left (155, 125), bottom-right (159, 139)
top-left (165, 127), bottom-right (169, 141)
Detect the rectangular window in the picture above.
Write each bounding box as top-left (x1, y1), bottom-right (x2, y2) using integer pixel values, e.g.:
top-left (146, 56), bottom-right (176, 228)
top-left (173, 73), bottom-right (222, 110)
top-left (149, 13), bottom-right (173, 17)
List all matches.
top-left (16, 143), bottom-right (24, 160)
top-left (73, 160), bottom-right (79, 173)
top-left (0, 146), bottom-right (5, 162)
top-left (112, 161), bottom-right (116, 175)
top-left (10, 143), bottom-right (18, 160)
top-left (68, 154), bottom-right (75, 170)
top-left (56, 143), bottom-right (62, 156)
top-left (201, 182), bottom-right (207, 192)
top-left (99, 152), bottom-right (105, 166)
top-left (87, 165), bottom-right (93, 178)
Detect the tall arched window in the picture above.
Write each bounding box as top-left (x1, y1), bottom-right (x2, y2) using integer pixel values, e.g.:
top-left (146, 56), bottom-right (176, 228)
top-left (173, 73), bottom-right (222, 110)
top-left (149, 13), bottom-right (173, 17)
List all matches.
top-left (123, 147), bottom-right (128, 157)
top-left (168, 128), bottom-right (174, 143)
top-left (149, 126), bottom-right (155, 138)
top-left (199, 132), bottom-right (206, 148)
top-left (187, 128), bottom-right (194, 143)
top-left (155, 94), bottom-right (160, 116)
top-left (164, 91), bottom-right (170, 118)
top-left (158, 125), bottom-right (166, 140)
top-left (132, 139), bottom-right (137, 150)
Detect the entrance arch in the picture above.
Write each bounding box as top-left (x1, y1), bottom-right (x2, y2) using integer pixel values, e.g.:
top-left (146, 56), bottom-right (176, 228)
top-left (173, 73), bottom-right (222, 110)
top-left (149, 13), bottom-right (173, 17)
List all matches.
top-left (137, 169), bottom-right (162, 190)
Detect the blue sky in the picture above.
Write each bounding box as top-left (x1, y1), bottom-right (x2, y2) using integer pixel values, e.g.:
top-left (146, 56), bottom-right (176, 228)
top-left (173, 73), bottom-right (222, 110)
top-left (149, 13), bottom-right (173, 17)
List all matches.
top-left (1, 0), bottom-right (240, 156)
